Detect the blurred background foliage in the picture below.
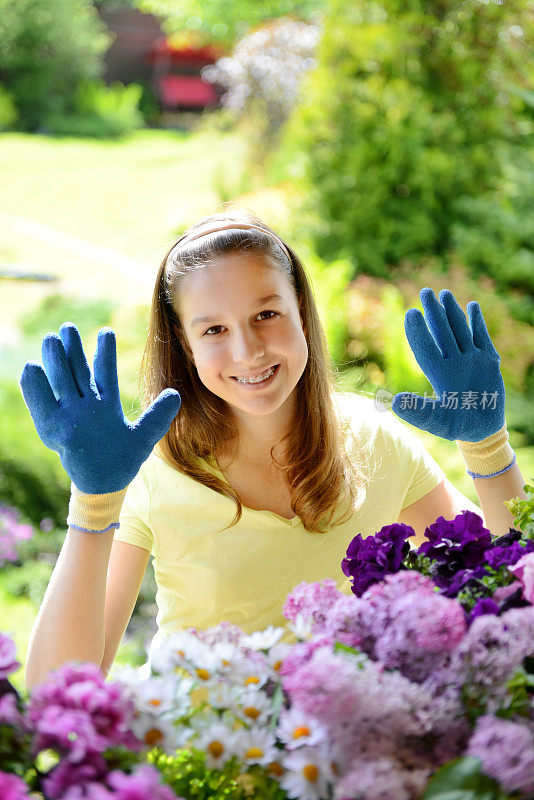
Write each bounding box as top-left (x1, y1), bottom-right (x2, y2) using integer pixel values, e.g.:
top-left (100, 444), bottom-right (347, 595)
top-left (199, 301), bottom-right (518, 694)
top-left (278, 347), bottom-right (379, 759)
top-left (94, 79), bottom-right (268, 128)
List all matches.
top-left (1, 0), bottom-right (533, 689)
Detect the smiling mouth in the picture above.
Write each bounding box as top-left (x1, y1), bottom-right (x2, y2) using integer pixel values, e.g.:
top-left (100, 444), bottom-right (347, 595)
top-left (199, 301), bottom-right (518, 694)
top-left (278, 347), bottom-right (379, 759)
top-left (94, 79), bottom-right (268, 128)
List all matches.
top-left (231, 364), bottom-right (280, 384)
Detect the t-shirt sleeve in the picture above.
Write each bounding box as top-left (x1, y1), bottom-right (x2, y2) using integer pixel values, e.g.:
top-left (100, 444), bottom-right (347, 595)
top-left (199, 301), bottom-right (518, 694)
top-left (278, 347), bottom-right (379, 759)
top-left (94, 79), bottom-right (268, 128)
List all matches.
top-left (381, 411), bottom-right (447, 509)
top-left (114, 462), bottom-right (154, 554)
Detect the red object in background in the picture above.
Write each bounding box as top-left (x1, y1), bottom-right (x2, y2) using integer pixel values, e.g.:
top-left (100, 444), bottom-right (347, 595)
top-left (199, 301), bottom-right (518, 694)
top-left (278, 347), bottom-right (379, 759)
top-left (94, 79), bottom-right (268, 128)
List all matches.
top-left (147, 39), bottom-right (223, 66)
top-left (158, 74), bottom-right (218, 108)
top-left (148, 37), bottom-right (223, 109)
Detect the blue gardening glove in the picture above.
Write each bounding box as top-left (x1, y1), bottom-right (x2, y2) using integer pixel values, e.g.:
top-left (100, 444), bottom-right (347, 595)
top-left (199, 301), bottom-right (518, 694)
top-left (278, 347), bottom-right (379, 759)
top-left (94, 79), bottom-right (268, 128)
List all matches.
top-left (391, 288), bottom-right (505, 442)
top-left (20, 323), bottom-right (182, 494)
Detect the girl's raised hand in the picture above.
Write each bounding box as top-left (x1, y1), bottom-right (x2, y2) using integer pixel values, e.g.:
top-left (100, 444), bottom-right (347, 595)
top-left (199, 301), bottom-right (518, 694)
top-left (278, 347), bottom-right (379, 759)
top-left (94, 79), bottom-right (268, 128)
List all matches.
top-left (20, 323), bottom-right (182, 494)
top-left (391, 288), bottom-right (505, 442)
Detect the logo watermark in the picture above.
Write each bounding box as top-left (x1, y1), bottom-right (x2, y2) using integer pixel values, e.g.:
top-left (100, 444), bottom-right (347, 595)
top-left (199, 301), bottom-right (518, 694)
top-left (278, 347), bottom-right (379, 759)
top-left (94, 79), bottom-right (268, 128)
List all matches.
top-left (374, 390), bottom-right (500, 413)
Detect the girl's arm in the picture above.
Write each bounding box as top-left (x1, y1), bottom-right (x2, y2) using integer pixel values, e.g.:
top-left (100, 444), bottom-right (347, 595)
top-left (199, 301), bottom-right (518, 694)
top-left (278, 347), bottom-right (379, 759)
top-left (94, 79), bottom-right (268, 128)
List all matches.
top-left (399, 462), bottom-right (528, 547)
top-left (20, 323), bottom-right (181, 691)
top-left (391, 289), bottom-right (527, 545)
top-left (26, 527), bottom-right (114, 692)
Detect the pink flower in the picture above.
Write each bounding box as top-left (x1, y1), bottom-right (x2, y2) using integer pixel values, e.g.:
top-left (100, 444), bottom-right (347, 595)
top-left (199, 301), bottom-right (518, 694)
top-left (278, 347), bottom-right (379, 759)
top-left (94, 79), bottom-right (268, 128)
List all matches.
top-left (0, 634), bottom-right (21, 679)
top-left (283, 579), bottom-right (342, 632)
top-left (279, 636), bottom-right (334, 678)
top-left (42, 753), bottom-right (108, 799)
top-left (28, 661), bottom-right (142, 762)
top-left (493, 581), bottom-right (522, 602)
top-left (508, 552), bottom-right (534, 602)
top-left (0, 692), bottom-right (28, 729)
top-left (60, 764), bottom-right (185, 800)
top-left (374, 591), bottom-right (466, 682)
top-left (0, 771), bottom-right (31, 800)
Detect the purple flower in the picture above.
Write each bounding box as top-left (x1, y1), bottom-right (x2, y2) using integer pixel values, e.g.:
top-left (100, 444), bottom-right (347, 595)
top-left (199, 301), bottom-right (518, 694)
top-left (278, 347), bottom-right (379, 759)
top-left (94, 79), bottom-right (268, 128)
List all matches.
top-left (452, 613), bottom-right (529, 700)
top-left (468, 598), bottom-right (500, 625)
top-left (59, 763), bottom-right (184, 800)
top-left (282, 646), bottom-right (367, 724)
top-left (486, 540), bottom-right (534, 570)
top-left (105, 764), bottom-right (184, 799)
top-left (279, 635), bottom-right (334, 679)
top-left (283, 579), bottom-right (342, 631)
top-left (342, 523), bottom-right (414, 596)
top-left (442, 566), bottom-right (488, 598)
top-left (0, 634), bottom-right (21, 679)
top-left (0, 505), bottom-right (33, 565)
top-left (323, 594), bottom-right (366, 647)
top-left (374, 591), bottom-right (466, 682)
top-left (417, 512), bottom-right (492, 594)
top-left (467, 715), bottom-right (534, 796)
top-left (42, 752), bottom-right (109, 799)
top-left (0, 771), bottom-right (31, 800)
top-left (28, 661), bottom-right (142, 763)
top-left (0, 692), bottom-right (28, 729)
top-left (333, 757), bottom-right (430, 800)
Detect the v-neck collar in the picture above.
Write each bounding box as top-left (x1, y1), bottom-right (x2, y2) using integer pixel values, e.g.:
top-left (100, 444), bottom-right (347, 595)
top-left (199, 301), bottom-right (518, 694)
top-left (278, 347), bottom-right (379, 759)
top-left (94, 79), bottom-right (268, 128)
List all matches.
top-left (200, 456), bottom-right (300, 527)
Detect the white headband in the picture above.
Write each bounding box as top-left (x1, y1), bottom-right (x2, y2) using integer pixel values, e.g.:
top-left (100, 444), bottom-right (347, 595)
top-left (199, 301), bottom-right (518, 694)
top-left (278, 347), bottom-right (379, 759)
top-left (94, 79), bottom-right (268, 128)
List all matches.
top-left (167, 222), bottom-right (292, 263)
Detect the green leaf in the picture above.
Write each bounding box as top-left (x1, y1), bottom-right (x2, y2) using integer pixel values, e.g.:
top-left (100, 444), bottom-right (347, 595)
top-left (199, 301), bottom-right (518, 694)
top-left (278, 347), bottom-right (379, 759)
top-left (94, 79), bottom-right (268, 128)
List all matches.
top-left (422, 757), bottom-right (509, 800)
top-left (268, 683), bottom-right (285, 732)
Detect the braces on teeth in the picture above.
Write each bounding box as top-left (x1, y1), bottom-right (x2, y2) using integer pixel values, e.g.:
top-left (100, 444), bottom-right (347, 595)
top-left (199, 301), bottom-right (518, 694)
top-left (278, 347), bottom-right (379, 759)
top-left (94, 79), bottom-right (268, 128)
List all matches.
top-left (235, 366), bottom-right (276, 384)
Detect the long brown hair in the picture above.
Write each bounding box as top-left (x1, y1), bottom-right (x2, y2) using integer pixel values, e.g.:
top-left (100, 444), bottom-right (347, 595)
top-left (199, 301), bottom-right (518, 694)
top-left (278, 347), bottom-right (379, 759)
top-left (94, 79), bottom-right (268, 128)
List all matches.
top-left (139, 208), bottom-right (369, 533)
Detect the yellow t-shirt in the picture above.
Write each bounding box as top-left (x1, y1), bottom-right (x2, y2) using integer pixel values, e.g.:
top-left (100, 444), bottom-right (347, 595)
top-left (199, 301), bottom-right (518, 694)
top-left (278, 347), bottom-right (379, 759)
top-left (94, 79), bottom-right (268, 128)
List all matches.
top-left (114, 392), bottom-right (446, 649)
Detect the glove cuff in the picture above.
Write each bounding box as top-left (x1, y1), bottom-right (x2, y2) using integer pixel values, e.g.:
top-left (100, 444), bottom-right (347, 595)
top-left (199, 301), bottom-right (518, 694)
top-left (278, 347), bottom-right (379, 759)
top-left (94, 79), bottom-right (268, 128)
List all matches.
top-left (67, 483), bottom-right (128, 533)
top-left (456, 423), bottom-right (516, 479)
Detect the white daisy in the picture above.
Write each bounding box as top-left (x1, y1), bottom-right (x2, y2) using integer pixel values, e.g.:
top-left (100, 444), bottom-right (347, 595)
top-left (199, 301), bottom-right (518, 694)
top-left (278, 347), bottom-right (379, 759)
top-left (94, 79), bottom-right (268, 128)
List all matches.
top-left (139, 675), bottom-right (194, 721)
top-left (211, 641), bottom-right (251, 683)
top-left (149, 630), bottom-right (201, 674)
top-left (280, 744), bottom-right (334, 800)
top-left (234, 726), bottom-right (279, 768)
top-left (233, 686), bottom-right (272, 727)
top-left (276, 707), bottom-right (328, 750)
top-left (231, 653), bottom-right (271, 690)
top-left (241, 626), bottom-right (285, 651)
top-left (208, 680), bottom-right (241, 711)
top-left (130, 712), bottom-right (192, 756)
top-left (108, 663), bottom-right (147, 688)
top-left (266, 641), bottom-right (292, 676)
top-left (288, 613), bottom-right (313, 641)
top-left (195, 720), bottom-right (240, 770)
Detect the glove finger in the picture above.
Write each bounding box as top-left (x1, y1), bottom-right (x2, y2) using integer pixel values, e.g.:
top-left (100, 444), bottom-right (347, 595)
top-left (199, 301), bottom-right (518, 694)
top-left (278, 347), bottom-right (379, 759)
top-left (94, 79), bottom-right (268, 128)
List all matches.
top-left (41, 334), bottom-right (80, 402)
top-left (93, 328), bottom-right (120, 402)
top-left (404, 308), bottom-right (443, 376)
top-left (438, 290), bottom-right (474, 353)
top-left (59, 322), bottom-right (93, 396)
top-left (420, 287), bottom-right (459, 359)
top-left (133, 389), bottom-right (182, 448)
top-left (467, 301), bottom-right (498, 355)
top-left (20, 361), bottom-right (60, 434)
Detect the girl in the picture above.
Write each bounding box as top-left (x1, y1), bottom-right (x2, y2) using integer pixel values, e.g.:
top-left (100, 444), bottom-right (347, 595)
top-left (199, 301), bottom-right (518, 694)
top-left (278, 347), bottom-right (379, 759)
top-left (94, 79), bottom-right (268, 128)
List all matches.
top-left (20, 209), bottom-right (527, 691)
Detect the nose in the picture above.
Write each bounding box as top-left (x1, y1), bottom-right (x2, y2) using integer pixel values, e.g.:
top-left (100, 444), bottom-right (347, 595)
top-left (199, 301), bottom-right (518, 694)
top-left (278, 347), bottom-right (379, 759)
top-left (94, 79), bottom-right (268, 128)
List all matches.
top-left (231, 325), bottom-right (265, 365)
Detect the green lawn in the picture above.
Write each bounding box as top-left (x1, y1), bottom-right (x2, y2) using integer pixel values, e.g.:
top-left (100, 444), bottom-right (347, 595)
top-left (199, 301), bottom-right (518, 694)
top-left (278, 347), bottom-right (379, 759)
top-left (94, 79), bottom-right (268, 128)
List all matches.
top-left (0, 126), bottom-right (248, 265)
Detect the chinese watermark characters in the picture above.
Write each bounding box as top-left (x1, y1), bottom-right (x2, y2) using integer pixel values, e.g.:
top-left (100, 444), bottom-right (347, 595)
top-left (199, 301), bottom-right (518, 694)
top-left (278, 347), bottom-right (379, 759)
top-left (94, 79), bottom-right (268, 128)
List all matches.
top-left (374, 390), bottom-right (500, 413)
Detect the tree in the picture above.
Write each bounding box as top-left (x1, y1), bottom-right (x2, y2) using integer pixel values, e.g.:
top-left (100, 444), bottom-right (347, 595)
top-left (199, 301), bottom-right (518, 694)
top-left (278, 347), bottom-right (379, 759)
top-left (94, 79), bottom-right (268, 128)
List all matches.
top-left (138, 0), bottom-right (325, 47)
top-left (0, 0), bottom-right (111, 131)
top-left (202, 17), bottom-right (320, 157)
top-left (287, 0), bottom-right (534, 289)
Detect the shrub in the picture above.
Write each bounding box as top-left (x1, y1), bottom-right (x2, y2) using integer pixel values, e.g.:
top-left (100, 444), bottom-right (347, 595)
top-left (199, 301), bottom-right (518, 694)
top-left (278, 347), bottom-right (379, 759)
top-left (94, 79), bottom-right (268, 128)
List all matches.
top-left (43, 80), bottom-right (144, 138)
top-left (202, 17), bottom-right (320, 160)
top-left (0, 0), bottom-right (111, 131)
top-left (0, 83), bottom-right (18, 130)
top-left (286, 0), bottom-right (533, 280)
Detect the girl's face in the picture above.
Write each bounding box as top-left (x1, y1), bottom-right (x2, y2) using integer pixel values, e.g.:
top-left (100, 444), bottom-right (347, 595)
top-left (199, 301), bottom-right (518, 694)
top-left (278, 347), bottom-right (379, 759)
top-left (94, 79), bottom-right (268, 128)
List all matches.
top-left (176, 253), bottom-right (309, 423)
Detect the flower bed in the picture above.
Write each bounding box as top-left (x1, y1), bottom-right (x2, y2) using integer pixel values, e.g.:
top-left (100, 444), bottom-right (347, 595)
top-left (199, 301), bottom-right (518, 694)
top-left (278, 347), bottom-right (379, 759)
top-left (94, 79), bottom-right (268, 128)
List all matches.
top-left (1, 487), bottom-right (534, 800)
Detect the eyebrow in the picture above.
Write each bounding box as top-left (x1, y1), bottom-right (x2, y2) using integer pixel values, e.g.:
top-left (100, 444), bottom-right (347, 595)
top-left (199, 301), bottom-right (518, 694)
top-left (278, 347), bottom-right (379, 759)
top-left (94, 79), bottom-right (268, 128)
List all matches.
top-left (190, 294), bottom-right (285, 329)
